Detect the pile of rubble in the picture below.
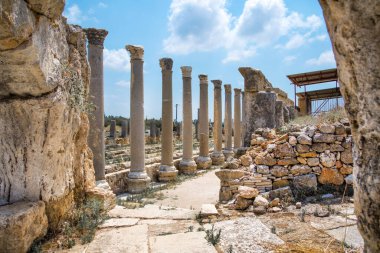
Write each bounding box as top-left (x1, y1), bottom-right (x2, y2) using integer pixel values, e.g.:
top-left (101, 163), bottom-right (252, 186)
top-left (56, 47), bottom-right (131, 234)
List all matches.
top-left (216, 120), bottom-right (353, 213)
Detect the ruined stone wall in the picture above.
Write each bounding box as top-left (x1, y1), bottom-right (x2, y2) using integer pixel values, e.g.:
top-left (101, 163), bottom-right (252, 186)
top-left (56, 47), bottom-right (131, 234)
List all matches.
top-left (0, 0), bottom-right (96, 231)
top-left (319, 1), bottom-right (380, 252)
top-left (217, 122), bottom-right (353, 202)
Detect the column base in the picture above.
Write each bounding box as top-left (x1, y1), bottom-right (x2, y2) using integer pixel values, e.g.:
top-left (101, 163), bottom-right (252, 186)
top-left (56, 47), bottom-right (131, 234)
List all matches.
top-left (211, 151), bottom-right (225, 165)
top-left (178, 159), bottom-right (197, 175)
top-left (223, 149), bottom-right (235, 160)
top-left (127, 177), bottom-right (151, 194)
top-left (96, 179), bottom-right (111, 190)
top-left (196, 156), bottom-right (212, 170)
top-left (158, 165), bottom-right (178, 182)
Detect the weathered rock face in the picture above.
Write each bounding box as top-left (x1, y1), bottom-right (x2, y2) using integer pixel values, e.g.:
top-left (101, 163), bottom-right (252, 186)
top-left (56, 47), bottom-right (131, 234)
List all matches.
top-left (319, 1), bottom-right (380, 251)
top-left (0, 0), bottom-right (109, 238)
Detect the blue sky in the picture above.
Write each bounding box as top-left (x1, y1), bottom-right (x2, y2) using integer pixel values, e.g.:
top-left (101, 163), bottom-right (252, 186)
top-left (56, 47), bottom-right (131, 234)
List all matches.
top-left (64, 0), bottom-right (336, 120)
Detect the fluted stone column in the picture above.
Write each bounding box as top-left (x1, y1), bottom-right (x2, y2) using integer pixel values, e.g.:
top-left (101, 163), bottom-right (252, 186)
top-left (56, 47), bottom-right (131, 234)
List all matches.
top-left (179, 67), bottom-right (197, 174)
top-left (241, 91), bottom-right (246, 147)
top-left (109, 120), bottom-right (116, 138)
top-left (234, 88), bottom-right (242, 149)
top-left (121, 120), bottom-right (129, 138)
top-left (126, 45), bottom-right (150, 193)
top-left (223, 84), bottom-right (234, 159)
top-left (210, 80), bottom-right (225, 165)
top-left (159, 58), bottom-right (178, 181)
top-left (196, 75), bottom-right (212, 169)
top-left (85, 28), bottom-right (107, 181)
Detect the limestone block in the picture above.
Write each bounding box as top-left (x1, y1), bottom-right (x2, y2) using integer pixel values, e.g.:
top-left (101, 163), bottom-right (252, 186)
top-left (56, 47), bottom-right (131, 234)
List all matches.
top-left (200, 204), bottom-right (218, 217)
top-left (26, 0), bottom-right (65, 19)
top-left (318, 168), bottom-right (344, 185)
top-left (340, 164), bottom-right (353, 175)
top-left (320, 152), bottom-right (336, 168)
top-left (268, 186), bottom-right (294, 201)
top-left (0, 16), bottom-right (69, 98)
top-left (277, 158), bottom-right (299, 166)
top-left (288, 136), bottom-right (297, 145)
top-left (86, 187), bottom-right (116, 212)
top-left (312, 143), bottom-right (330, 152)
top-left (345, 174), bottom-right (353, 185)
top-left (272, 179), bottom-right (289, 189)
top-left (238, 186), bottom-right (259, 199)
top-left (215, 170), bottom-right (245, 181)
top-left (270, 166), bottom-right (289, 177)
top-left (235, 195), bottom-right (253, 210)
top-left (293, 174), bottom-right (318, 193)
top-left (254, 153), bottom-right (277, 166)
top-left (239, 154), bottom-right (252, 167)
top-left (274, 142), bottom-right (295, 158)
top-left (290, 165), bottom-right (312, 175)
top-left (334, 123), bottom-right (346, 135)
top-left (307, 157), bottom-right (320, 167)
top-left (313, 133), bottom-right (335, 143)
top-left (0, 0), bottom-right (35, 50)
top-left (297, 134), bottom-right (312, 145)
top-left (256, 165), bottom-right (269, 174)
top-left (298, 151), bottom-right (318, 158)
top-left (319, 124), bottom-right (336, 134)
top-left (296, 144), bottom-right (310, 153)
top-left (0, 201), bottom-right (48, 253)
top-left (330, 144), bottom-right (345, 152)
top-left (253, 195), bottom-right (269, 208)
top-left (341, 149), bottom-right (353, 164)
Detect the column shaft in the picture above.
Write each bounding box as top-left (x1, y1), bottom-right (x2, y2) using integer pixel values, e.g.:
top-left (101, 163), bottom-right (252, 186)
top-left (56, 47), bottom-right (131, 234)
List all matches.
top-left (196, 75), bottom-right (212, 169)
top-left (223, 84), bottom-right (234, 158)
top-left (234, 88), bottom-right (241, 149)
top-left (85, 28), bottom-right (107, 181)
top-left (126, 45), bottom-right (150, 193)
top-left (159, 58), bottom-right (177, 181)
top-left (179, 66), bottom-right (197, 174)
top-left (211, 80), bottom-right (225, 165)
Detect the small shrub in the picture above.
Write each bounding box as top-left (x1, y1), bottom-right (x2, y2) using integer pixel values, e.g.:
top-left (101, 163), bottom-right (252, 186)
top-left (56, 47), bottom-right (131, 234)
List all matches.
top-left (227, 245), bottom-right (234, 253)
top-left (205, 225), bottom-right (222, 246)
top-left (300, 209), bottom-right (306, 222)
top-left (271, 226), bottom-right (277, 234)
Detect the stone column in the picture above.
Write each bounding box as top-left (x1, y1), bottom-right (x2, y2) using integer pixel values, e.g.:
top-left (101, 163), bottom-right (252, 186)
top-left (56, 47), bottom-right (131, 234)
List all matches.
top-left (241, 91), bottom-right (246, 147)
top-left (275, 100), bottom-right (284, 128)
top-left (85, 28), bottom-right (108, 181)
top-left (196, 108), bottom-right (200, 141)
top-left (196, 75), bottom-right (212, 169)
top-left (109, 120), bottom-right (116, 138)
top-left (179, 66), bottom-right (197, 174)
top-left (121, 120), bottom-right (129, 138)
top-left (125, 45), bottom-right (150, 193)
top-left (234, 88), bottom-right (242, 149)
top-left (210, 80), bottom-right (225, 165)
top-left (158, 58), bottom-right (178, 181)
top-left (223, 84), bottom-right (234, 159)
top-left (150, 121), bottom-right (156, 141)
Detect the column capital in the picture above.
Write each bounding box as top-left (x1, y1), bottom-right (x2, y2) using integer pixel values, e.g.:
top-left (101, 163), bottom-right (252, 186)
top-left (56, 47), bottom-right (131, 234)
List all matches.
top-left (224, 84), bottom-right (232, 93)
top-left (159, 58), bottom-right (173, 71)
top-left (211, 80), bottom-right (222, 89)
top-left (126, 45), bottom-right (144, 60)
top-left (181, 66), bottom-right (192, 77)
top-left (234, 88), bottom-right (241, 94)
top-left (84, 28), bottom-right (108, 48)
top-left (199, 74), bottom-right (208, 84)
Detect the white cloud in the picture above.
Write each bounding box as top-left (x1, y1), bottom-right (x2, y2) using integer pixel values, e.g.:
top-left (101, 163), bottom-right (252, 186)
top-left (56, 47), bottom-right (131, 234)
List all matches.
top-left (164, 0), bottom-right (324, 63)
top-left (306, 50), bottom-right (336, 66)
top-left (283, 55), bottom-right (296, 63)
top-left (98, 2), bottom-right (108, 8)
top-left (116, 80), bottom-right (130, 87)
top-left (104, 48), bottom-right (130, 72)
top-left (64, 4), bottom-right (83, 24)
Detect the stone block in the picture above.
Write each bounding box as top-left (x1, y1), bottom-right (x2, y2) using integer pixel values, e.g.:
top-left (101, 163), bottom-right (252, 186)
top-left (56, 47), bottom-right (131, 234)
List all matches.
top-left (313, 133), bottom-right (335, 143)
top-left (292, 174), bottom-right (318, 194)
top-left (297, 134), bottom-right (312, 145)
top-left (270, 166), bottom-right (289, 177)
top-left (320, 152), bottom-right (336, 168)
top-left (0, 201), bottom-right (48, 253)
top-left (274, 142), bottom-right (295, 158)
top-left (318, 168), bottom-right (344, 185)
top-left (238, 186), bottom-right (259, 199)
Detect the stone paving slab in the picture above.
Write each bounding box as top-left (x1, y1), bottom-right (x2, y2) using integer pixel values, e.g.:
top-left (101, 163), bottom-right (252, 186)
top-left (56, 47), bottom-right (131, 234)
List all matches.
top-left (200, 204), bottom-right (218, 217)
top-left (149, 231), bottom-right (217, 253)
top-left (98, 217), bottom-right (139, 229)
top-left (86, 225), bottom-right (149, 253)
top-left (108, 204), bottom-right (196, 220)
top-left (325, 225), bottom-right (364, 249)
top-left (146, 220), bottom-right (202, 237)
top-left (212, 217), bottom-right (284, 253)
top-left (310, 215), bottom-right (356, 230)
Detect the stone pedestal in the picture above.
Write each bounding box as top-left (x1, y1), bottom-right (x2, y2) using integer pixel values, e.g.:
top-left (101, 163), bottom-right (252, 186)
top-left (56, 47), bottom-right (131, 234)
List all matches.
top-left (179, 66), bottom-right (197, 174)
top-left (85, 28), bottom-right (108, 181)
top-left (109, 120), bottom-right (116, 138)
top-left (196, 75), bottom-right (212, 169)
top-left (158, 58), bottom-right (178, 181)
top-left (275, 100), bottom-right (284, 128)
top-left (223, 84), bottom-right (234, 159)
top-left (234, 88), bottom-right (242, 149)
top-left (121, 120), bottom-right (129, 138)
top-left (126, 45), bottom-right (150, 193)
top-left (211, 80), bottom-right (225, 165)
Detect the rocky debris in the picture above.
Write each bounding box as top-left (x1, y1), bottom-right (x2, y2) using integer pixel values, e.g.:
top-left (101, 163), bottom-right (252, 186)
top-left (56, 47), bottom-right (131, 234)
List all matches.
top-left (235, 195), bottom-right (254, 210)
top-left (0, 201), bottom-right (48, 253)
top-left (296, 202), bottom-right (302, 209)
top-left (240, 154), bottom-right (253, 166)
top-left (200, 204), bottom-right (218, 217)
top-left (253, 195), bottom-right (269, 208)
top-left (319, 168), bottom-right (344, 185)
top-left (238, 186), bottom-right (259, 199)
top-left (293, 174), bottom-right (318, 194)
top-left (297, 134), bottom-right (312, 145)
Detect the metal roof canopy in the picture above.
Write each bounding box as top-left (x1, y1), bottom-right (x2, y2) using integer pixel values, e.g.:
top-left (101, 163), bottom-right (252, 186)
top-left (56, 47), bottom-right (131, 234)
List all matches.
top-left (296, 87), bottom-right (341, 100)
top-left (287, 68), bottom-right (338, 87)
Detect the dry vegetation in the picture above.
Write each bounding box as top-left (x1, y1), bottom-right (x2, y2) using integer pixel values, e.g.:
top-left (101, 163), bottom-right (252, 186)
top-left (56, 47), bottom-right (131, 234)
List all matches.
top-left (286, 107), bottom-right (347, 127)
